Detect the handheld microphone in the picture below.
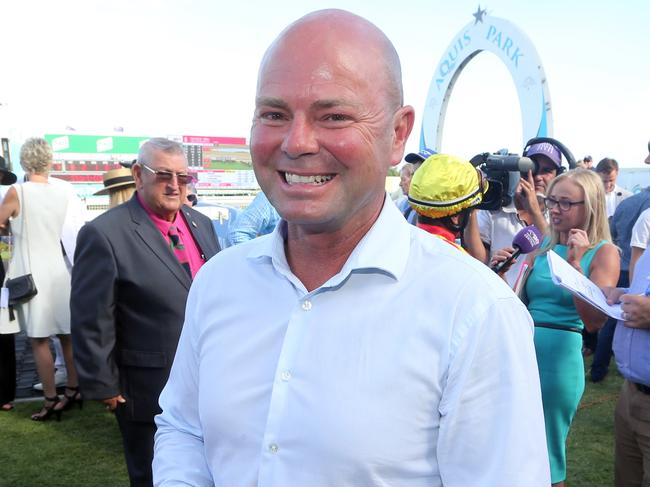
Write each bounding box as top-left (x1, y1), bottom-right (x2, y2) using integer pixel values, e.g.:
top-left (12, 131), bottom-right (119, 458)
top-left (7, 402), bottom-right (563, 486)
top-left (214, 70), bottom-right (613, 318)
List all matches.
top-left (491, 225), bottom-right (543, 273)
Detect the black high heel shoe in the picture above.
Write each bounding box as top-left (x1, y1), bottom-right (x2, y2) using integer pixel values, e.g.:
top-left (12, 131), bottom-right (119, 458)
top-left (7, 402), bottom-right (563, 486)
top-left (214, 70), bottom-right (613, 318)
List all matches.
top-left (31, 395), bottom-right (61, 422)
top-left (57, 386), bottom-right (83, 411)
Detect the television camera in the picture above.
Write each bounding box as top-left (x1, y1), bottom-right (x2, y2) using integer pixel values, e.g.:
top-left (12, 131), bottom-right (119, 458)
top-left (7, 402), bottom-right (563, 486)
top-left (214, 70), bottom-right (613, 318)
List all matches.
top-left (470, 137), bottom-right (577, 211)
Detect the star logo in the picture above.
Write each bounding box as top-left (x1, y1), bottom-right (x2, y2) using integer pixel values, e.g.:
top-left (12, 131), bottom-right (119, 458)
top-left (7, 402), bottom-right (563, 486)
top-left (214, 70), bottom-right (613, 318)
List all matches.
top-left (473, 5), bottom-right (487, 24)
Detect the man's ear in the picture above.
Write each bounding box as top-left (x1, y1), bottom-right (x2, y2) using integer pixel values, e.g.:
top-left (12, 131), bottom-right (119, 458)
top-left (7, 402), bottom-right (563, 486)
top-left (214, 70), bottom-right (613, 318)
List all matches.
top-left (390, 105), bottom-right (415, 167)
top-left (132, 164), bottom-right (144, 191)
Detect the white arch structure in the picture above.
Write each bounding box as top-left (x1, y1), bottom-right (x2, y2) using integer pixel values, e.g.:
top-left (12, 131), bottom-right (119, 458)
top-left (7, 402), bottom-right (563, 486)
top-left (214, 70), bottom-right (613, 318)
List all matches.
top-left (420, 10), bottom-right (553, 152)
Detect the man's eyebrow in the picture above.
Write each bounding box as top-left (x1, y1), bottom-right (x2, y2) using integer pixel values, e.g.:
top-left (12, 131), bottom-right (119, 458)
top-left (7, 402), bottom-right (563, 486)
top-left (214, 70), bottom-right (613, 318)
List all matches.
top-left (311, 99), bottom-right (357, 110)
top-left (255, 97), bottom-right (289, 110)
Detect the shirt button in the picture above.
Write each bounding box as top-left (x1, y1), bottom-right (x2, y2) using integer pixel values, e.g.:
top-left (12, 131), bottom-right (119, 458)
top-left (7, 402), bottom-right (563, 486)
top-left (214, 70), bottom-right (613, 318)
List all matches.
top-left (281, 370), bottom-right (292, 381)
top-left (269, 443), bottom-right (279, 454)
top-left (302, 300), bottom-right (312, 311)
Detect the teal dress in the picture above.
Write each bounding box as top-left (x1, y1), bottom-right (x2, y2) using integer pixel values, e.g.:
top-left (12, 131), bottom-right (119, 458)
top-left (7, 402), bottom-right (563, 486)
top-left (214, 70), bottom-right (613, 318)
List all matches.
top-left (525, 240), bottom-right (606, 483)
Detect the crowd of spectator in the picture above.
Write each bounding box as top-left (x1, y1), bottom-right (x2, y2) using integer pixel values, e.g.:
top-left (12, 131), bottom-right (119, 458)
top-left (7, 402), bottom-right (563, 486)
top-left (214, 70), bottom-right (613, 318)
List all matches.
top-left (0, 8), bottom-right (649, 487)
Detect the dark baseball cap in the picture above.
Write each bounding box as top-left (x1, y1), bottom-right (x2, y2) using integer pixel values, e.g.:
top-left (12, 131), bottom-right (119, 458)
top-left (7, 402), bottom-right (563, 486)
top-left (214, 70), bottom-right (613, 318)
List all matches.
top-left (405, 147), bottom-right (437, 164)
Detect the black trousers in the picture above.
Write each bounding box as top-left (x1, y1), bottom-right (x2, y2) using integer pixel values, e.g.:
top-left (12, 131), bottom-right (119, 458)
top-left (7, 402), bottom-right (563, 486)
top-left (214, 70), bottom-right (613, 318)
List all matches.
top-left (0, 333), bottom-right (16, 405)
top-left (115, 405), bottom-right (156, 487)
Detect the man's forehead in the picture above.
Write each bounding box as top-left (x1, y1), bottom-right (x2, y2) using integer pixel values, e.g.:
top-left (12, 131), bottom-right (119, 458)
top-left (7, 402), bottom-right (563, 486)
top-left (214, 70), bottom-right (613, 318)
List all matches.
top-left (259, 41), bottom-right (380, 83)
top-left (149, 150), bottom-right (187, 168)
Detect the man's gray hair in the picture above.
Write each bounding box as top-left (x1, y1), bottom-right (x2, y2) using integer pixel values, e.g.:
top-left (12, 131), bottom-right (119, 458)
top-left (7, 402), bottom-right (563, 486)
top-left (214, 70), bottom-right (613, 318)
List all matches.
top-left (137, 138), bottom-right (185, 166)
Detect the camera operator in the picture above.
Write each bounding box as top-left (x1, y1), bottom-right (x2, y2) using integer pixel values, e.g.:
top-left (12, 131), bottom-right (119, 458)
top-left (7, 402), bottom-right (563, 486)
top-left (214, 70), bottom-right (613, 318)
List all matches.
top-left (477, 142), bottom-right (563, 286)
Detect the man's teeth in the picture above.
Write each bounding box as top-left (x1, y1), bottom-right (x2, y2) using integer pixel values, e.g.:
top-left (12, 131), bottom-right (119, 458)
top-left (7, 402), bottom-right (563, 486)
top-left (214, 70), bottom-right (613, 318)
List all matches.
top-left (284, 173), bottom-right (333, 185)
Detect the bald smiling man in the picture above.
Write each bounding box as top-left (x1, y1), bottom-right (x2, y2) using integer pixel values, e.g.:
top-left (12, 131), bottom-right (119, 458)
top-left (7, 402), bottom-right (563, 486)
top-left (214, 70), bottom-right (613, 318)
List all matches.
top-left (154, 10), bottom-right (550, 486)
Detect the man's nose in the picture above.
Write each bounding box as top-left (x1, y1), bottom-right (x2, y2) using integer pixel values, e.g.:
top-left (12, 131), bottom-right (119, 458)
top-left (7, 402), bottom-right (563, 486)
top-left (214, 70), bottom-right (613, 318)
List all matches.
top-left (166, 174), bottom-right (181, 190)
top-left (281, 114), bottom-right (318, 158)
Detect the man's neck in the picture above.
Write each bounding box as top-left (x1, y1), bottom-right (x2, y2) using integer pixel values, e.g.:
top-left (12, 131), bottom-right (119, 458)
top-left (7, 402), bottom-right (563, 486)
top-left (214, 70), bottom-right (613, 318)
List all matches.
top-left (284, 204), bottom-right (383, 292)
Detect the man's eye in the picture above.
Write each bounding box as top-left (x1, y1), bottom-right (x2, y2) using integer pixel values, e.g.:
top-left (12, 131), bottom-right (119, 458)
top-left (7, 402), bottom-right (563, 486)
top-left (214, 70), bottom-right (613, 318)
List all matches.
top-left (324, 114), bottom-right (349, 122)
top-left (260, 112), bottom-right (285, 121)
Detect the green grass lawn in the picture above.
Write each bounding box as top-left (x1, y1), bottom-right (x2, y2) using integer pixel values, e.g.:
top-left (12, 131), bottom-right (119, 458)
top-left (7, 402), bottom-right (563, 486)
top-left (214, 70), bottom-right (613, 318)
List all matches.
top-left (567, 357), bottom-right (623, 486)
top-left (0, 358), bottom-right (622, 486)
top-left (1, 401), bottom-right (128, 486)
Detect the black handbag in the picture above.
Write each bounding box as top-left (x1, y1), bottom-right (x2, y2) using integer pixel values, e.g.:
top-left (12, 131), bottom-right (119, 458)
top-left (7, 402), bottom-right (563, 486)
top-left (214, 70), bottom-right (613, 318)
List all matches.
top-left (5, 185), bottom-right (38, 307)
top-left (6, 273), bottom-right (37, 305)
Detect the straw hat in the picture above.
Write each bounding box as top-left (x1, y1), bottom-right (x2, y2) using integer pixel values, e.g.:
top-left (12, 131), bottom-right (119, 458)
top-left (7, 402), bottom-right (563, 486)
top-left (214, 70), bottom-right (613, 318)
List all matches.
top-left (94, 167), bottom-right (135, 195)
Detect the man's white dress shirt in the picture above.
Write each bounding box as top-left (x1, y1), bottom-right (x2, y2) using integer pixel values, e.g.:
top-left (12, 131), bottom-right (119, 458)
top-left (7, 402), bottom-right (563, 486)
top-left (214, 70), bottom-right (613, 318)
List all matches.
top-left (154, 196), bottom-right (550, 486)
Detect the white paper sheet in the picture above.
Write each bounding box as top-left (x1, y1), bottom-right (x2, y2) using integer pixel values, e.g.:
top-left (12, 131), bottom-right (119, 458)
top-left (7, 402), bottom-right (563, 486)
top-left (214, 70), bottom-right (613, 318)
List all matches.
top-left (546, 250), bottom-right (623, 320)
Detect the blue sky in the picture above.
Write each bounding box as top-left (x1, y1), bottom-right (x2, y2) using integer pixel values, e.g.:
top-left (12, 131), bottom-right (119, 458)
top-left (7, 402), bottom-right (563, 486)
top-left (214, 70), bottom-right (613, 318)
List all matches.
top-left (1, 0), bottom-right (648, 166)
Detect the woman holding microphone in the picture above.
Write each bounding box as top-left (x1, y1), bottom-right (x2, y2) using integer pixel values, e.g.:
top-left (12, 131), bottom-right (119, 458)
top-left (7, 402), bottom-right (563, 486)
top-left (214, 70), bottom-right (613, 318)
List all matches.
top-left (492, 168), bottom-right (620, 486)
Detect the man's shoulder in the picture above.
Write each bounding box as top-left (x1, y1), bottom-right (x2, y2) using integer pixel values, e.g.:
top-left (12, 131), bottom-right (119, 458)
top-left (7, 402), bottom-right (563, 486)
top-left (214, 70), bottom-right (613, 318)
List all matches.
top-left (193, 234), bottom-right (271, 283)
top-left (634, 208), bottom-right (650, 227)
top-left (623, 188), bottom-right (650, 205)
top-left (479, 205), bottom-right (518, 223)
top-left (183, 205), bottom-right (214, 226)
top-left (613, 190), bottom-right (650, 218)
top-left (408, 227), bottom-right (515, 298)
top-left (617, 185), bottom-right (633, 197)
top-left (85, 201), bottom-right (133, 229)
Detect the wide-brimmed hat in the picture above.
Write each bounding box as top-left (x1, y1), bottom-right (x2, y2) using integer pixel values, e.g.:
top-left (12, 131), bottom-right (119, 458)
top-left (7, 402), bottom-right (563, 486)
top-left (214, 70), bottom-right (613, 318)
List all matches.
top-left (94, 167), bottom-right (135, 195)
top-left (0, 156), bottom-right (17, 186)
top-left (408, 154), bottom-right (488, 219)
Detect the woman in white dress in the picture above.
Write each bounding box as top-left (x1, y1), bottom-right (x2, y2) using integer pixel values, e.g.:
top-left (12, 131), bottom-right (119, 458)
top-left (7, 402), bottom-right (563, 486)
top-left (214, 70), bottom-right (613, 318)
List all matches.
top-left (0, 138), bottom-right (80, 421)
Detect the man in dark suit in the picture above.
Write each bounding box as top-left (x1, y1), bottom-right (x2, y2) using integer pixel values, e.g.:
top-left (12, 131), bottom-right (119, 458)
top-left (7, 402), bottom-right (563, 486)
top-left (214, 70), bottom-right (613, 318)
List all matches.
top-left (71, 138), bottom-right (220, 486)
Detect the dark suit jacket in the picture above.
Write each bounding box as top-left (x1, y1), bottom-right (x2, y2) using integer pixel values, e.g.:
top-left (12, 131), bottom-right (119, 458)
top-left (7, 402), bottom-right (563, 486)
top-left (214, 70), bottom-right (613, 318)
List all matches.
top-left (71, 194), bottom-right (220, 422)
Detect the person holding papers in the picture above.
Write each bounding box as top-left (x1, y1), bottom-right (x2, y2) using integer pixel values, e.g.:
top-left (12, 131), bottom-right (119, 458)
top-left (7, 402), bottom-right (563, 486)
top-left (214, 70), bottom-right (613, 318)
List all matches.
top-left (608, 246), bottom-right (650, 485)
top-left (492, 169), bottom-right (619, 486)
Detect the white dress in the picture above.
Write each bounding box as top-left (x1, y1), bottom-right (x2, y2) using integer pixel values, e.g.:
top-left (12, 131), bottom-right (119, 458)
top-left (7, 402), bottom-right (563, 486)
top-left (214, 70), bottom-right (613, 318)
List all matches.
top-left (7, 182), bottom-right (71, 338)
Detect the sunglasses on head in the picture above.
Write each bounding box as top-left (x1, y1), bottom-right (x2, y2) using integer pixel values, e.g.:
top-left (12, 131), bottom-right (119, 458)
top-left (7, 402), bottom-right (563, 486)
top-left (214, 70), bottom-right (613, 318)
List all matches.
top-left (140, 163), bottom-right (194, 186)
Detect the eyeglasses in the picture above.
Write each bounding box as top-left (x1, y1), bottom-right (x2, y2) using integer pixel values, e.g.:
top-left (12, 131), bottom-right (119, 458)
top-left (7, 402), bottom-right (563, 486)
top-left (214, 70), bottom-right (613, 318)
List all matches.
top-left (140, 163), bottom-right (194, 186)
top-left (544, 197), bottom-right (585, 212)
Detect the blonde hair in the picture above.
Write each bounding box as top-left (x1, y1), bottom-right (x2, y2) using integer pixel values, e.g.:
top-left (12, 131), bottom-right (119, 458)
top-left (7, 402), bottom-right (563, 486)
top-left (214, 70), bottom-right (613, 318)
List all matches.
top-left (20, 137), bottom-right (53, 174)
top-left (109, 185), bottom-right (136, 208)
top-left (542, 168), bottom-right (611, 252)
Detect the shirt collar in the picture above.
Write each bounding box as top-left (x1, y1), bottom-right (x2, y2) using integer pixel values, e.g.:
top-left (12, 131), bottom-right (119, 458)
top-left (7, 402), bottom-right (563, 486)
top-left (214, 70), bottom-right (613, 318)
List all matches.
top-left (248, 194), bottom-right (411, 288)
